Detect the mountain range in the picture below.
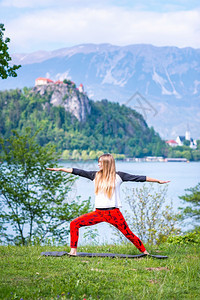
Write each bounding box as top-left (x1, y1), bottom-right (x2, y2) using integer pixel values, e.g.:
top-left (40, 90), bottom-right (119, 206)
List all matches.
top-left (1, 43), bottom-right (200, 139)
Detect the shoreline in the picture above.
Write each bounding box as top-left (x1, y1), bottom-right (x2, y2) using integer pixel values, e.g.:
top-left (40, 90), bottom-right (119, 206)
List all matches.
top-left (58, 157), bottom-right (191, 163)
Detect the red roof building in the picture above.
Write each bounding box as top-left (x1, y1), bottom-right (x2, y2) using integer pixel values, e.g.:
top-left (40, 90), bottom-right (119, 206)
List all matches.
top-left (165, 140), bottom-right (178, 147)
top-left (78, 83), bottom-right (84, 93)
top-left (35, 77), bottom-right (54, 86)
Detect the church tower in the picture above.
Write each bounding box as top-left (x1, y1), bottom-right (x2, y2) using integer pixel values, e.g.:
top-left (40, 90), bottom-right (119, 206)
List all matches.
top-left (185, 124), bottom-right (190, 141)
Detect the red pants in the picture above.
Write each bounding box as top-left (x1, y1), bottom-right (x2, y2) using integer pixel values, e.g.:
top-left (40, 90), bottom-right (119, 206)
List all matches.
top-left (70, 208), bottom-right (146, 252)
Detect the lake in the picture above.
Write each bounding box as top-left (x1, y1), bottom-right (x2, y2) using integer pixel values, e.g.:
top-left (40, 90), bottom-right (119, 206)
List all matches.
top-left (61, 160), bottom-right (200, 245)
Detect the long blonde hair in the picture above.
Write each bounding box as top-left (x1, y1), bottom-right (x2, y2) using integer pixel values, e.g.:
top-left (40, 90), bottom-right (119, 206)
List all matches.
top-left (95, 154), bottom-right (116, 199)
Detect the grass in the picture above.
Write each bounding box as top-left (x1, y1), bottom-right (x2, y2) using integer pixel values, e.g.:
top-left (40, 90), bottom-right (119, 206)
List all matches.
top-left (0, 243), bottom-right (199, 300)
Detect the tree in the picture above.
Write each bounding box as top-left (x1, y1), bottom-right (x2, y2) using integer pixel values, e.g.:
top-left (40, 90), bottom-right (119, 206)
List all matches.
top-left (81, 150), bottom-right (89, 161)
top-left (0, 129), bottom-right (91, 245)
top-left (183, 140), bottom-right (190, 147)
top-left (0, 23), bottom-right (21, 79)
top-left (113, 184), bottom-right (180, 244)
top-left (192, 150), bottom-right (200, 161)
top-left (179, 183), bottom-right (200, 229)
top-left (72, 149), bottom-right (81, 160)
top-left (182, 150), bottom-right (191, 161)
top-left (89, 150), bottom-right (97, 160)
top-left (62, 149), bottom-right (70, 160)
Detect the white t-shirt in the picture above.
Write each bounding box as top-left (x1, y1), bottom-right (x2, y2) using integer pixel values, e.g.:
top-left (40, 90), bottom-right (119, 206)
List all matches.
top-left (72, 168), bottom-right (146, 209)
top-left (94, 173), bottom-right (123, 208)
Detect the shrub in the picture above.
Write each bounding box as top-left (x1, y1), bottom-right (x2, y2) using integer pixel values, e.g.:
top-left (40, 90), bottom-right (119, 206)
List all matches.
top-left (113, 184), bottom-right (180, 245)
top-left (167, 230), bottom-right (200, 245)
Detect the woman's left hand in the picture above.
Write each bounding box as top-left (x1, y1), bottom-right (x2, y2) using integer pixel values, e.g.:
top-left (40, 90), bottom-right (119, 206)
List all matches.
top-left (158, 180), bottom-right (170, 184)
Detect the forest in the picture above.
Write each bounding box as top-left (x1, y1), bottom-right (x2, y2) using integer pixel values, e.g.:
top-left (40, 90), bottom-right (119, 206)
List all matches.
top-left (0, 86), bottom-right (199, 160)
top-left (0, 87), bottom-right (166, 157)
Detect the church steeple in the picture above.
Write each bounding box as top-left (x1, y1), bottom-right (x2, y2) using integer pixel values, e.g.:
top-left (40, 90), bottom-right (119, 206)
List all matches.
top-left (185, 124), bottom-right (190, 141)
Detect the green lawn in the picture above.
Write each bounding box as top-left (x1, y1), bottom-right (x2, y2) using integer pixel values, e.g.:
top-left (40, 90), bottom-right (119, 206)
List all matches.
top-left (0, 243), bottom-right (199, 300)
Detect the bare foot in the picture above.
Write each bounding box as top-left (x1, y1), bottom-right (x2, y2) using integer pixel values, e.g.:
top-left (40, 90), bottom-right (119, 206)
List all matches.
top-left (143, 250), bottom-right (149, 255)
top-left (68, 248), bottom-right (77, 256)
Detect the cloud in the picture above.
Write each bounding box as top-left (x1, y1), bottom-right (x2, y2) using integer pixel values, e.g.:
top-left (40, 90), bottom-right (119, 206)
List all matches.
top-left (0, 0), bottom-right (105, 9)
top-left (4, 6), bottom-right (200, 52)
top-left (1, 0), bottom-right (56, 8)
top-left (2, 0), bottom-right (200, 11)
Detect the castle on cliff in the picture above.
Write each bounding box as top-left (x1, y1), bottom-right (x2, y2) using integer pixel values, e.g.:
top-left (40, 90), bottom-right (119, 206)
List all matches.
top-left (35, 77), bottom-right (84, 93)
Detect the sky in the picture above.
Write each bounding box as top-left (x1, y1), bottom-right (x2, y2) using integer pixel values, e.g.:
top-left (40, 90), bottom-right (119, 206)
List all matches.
top-left (1, 0), bottom-right (200, 53)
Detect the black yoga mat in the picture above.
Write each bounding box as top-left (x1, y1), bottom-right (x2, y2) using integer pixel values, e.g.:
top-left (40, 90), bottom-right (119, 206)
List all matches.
top-left (41, 251), bottom-right (168, 259)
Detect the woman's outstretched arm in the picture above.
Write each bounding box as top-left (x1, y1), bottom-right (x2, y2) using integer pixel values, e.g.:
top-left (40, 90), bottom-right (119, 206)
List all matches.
top-left (46, 167), bottom-right (73, 173)
top-left (146, 177), bottom-right (170, 184)
top-left (46, 168), bottom-right (96, 181)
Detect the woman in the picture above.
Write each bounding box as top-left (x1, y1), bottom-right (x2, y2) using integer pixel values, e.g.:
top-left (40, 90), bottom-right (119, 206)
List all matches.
top-left (47, 154), bottom-right (170, 256)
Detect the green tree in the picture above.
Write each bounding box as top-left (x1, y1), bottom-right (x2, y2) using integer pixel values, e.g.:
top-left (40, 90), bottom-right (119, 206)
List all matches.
top-left (62, 149), bottom-right (70, 160)
top-left (0, 24), bottom-right (21, 79)
top-left (114, 184), bottom-right (180, 244)
top-left (179, 183), bottom-right (200, 229)
top-left (89, 150), bottom-right (97, 160)
top-left (0, 129), bottom-right (91, 245)
top-left (81, 150), bottom-right (88, 161)
top-left (96, 150), bottom-right (104, 158)
top-left (183, 140), bottom-right (190, 147)
top-left (182, 150), bottom-right (191, 161)
top-left (72, 149), bottom-right (81, 160)
top-left (192, 150), bottom-right (200, 161)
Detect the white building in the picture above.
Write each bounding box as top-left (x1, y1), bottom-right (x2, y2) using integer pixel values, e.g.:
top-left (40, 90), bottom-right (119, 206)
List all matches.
top-left (35, 77), bottom-right (54, 86)
top-left (165, 140), bottom-right (178, 147)
top-left (78, 83), bottom-right (84, 93)
top-left (176, 129), bottom-right (197, 149)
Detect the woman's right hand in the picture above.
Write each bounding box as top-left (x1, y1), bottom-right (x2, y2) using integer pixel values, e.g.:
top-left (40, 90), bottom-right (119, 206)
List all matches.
top-left (46, 168), bottom-right (62, 171)
top-left (46, 167), bottom-right (73, 173)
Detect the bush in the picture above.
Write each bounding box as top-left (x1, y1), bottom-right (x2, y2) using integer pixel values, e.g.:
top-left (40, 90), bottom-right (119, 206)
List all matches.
top-left (167, 231), bottom-right (200, 245)
top-left (113, 184), bottom-right (180, 245)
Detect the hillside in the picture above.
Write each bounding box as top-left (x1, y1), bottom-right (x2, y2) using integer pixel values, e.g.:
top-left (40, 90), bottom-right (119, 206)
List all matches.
top-left (0, 82), bottom-right (166, 157)
top-left (1, 43), bottom-right (200, 139)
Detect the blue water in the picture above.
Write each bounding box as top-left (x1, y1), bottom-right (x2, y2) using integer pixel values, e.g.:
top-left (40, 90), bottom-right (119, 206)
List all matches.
top-left (3, 161), bottom-right (199, 246)
top-left (62, 160), bottom-right (200, 245)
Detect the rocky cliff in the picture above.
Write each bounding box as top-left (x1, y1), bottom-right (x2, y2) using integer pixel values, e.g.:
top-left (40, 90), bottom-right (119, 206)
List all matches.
top-left (32, 83), bottom-right (91, 122)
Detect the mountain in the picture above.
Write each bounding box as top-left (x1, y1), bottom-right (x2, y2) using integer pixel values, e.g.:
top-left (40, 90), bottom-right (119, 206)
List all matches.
top-left (0, 84), bottom-right (166, 157)
top-left (1, 43), bottom-right (200, 139)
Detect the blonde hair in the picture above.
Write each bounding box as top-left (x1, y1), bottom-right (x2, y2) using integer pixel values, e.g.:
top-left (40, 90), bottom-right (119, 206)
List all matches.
top-left (95, 154), bottom-right (116, 199)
